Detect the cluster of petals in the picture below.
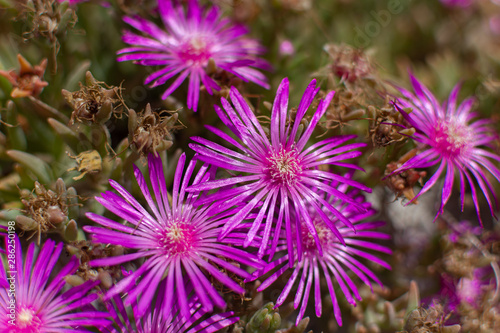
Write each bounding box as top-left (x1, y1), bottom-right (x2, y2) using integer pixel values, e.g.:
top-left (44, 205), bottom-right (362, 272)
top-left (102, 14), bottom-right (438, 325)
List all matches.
top-left (0, 238), bottom-right (109, 332)
top-left (188, 77), bottom-right (371, 261)
top-left (84, 153), bottom-right (263, 319)
top-left (117, 0), bottom-right (269, 111)
top-left (392, 74), bottom-right (500, 224)
top-left (101, 294), bottom-right (237, 333)
top-left (249, 178), bottom-right (391, 326)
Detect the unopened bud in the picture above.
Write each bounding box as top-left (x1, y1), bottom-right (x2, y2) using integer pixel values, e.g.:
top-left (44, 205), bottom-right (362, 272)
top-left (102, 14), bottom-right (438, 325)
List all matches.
top-left (47, 205), bottom-right (66, 225)
top-left (65, 275), bottom-right (85, 287)
top-left (16, 215), bottom-right (37, 230)
top-left (98, 271), bottom-right (113, 289)
top-left (64, 219), bottom-right (78, 241)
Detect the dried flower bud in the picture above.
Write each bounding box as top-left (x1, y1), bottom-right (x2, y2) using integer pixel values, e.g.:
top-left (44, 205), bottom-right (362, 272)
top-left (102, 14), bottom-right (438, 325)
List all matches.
top-left (21, 0), bottom-right (77, 49)
top-left (323, 87), bottom-right (369, 128)
top-left (0, 54), bottom-right (48, 98)
top-left (67, 150), bottom-right (102, 180)
top-left (66, 241), bottom-right (125, 289)
top-left (324, 43), bottom-right (373, 82)
top-left (17, 178), bottom-right (79, 244)
top-left (370, 100), bottom-right (413, 147)
top-left (403, 304), bottom-right (460, 333)
top-left (384, 161), bottom-right (427, 202)
top-left (64, 71), bottom-right (124, 125)
top-left (128, 104), bottom-right (179, 157)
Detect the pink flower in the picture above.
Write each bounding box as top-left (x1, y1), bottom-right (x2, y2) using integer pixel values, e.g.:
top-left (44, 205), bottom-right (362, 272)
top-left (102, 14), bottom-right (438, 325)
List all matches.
top-left (392, 74), bottom-right (500, 224)
top-left (0, 238), bottom-right (110, 332)
top-left (188, 78), bottom-right (370, 261)
top-left (117, 0), bottom-right (269, 111)
top-left (84, 154), bottom-right (263, 319)
top-left (249, 178), bottom-right (391, 326)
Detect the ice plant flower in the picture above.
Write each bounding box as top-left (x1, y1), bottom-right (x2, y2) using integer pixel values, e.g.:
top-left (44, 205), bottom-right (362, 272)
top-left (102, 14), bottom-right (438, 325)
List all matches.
top-left (117, 0), bottom-right (269, 112)
top-left (0, 238), bottom-right (110, 332)
top-left (103, 294), bottom-right (238, 333)
top-left (249, 179), bottom-right (391, 326)
top-left (188, 78), bottom-right (371, 261)
top-left (84, 153), bottom-right (263, 319)
top-left (392, 74), bottom-right (500, 223)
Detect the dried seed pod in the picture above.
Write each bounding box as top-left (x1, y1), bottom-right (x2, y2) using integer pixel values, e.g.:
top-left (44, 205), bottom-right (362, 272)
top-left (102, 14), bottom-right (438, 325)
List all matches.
top-left (370, 99), bottom-right (414, 147)
top-left (63, 71), bottom-right (124, 125)
top-left (0, 54), bottom-right (48, 98)
top-left (324, 43), bottom-right (374, 83)
top-left (403, 304), bottom-right (460, 333)
top-left (21, 0), bottom-right (77, 54)
top-left (67, 150), bottom-right (102, 180)
top-left (66, 241), bottom-right (125, 289)
top-left (128, 103), bottom-right (179, 157)
top-left (384, 161), bottom-right (427, 203)
top-left (16, 178), bottom-right (80, 244)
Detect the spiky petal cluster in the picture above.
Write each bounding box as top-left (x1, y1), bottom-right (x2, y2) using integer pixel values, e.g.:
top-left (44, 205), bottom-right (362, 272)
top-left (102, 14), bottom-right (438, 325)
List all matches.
top-left (117, 0), bottom-right (269, 111)
top-left (393, 74), bottom-right (500, 223)
top-left (188, 78), bottom-right (370, 261)
top-left (102, 294), bottom-right (238, 333)
top-left (0, 238), bottom-right (110, 332)
top-left (250, 179), bottom-right (391, 326)
top-left (84, 154), bottom-right (263, 319)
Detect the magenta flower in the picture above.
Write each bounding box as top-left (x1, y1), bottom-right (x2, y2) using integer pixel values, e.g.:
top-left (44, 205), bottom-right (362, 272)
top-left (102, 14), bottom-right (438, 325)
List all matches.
top-left (0, 238), bottom-right (110, 332)
top-left (188, 78), bottom-right (371, 261)
top-left (249, 179), bottom-right (391, 326)
top-left (393, 74), bottom-right (500, 224)
top-left (117, 0), bottom-right (269, 111)
top-left (103, 294), bottom-right (238, 333)
top-left (84, 153), bottom-right (263, 319)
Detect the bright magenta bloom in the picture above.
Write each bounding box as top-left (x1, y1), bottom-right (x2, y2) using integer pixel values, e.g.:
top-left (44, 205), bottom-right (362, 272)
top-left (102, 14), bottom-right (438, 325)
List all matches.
top-left (189, 78), bottom-right (370, 261)
top-left (103, 294), bottom-right (238, 333)
top-left (117, 0), bottom-right (269, 111)
top-left (393, 74), bottom-right (500, 223)
top-left (249, 179), bottom-right (391, 326)
top-left (0, 238), bottom-right (110, 332)
top-left (84, 154), bottom-right (263, 319)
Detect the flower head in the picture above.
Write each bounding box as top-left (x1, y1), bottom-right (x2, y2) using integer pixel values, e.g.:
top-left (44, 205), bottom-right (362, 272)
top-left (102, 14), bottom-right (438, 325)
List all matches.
top-left (0, 238), bottom-right (110, 332)
top-left (84, 153), bottom-right (263, 319)
top-left (392, 74), bottom-right (500, 223)
top-left (188, 78), bottom-right (371, 261)
top-left (117, 0), bottom-right (269, 111)
top-left (249, 179), bottom-right (391, 326)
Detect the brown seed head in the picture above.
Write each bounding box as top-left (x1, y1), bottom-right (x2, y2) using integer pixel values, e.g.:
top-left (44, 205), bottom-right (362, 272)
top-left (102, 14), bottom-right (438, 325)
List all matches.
top-left (66, 241), bottom-right (125, 289)
top-left (325, 43), bottom-right (374, 83)
top-left (16, 178), bottom-right (78, 244)
top-left (64, 71), bottom-right (124, 125)
top-left (384, 160), bottom-right (427, 203)
top-left (67, 150), bottom-right (102, 180)
top-left (128, 104), bottom-right (180, 157)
